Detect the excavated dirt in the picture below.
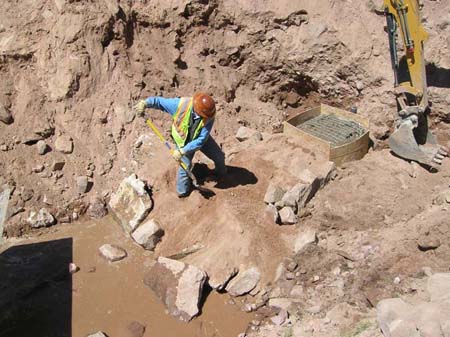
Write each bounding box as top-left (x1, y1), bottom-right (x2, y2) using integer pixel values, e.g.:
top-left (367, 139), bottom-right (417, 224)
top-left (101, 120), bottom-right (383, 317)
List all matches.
top-left (1, 0), bottom-right (450, 336)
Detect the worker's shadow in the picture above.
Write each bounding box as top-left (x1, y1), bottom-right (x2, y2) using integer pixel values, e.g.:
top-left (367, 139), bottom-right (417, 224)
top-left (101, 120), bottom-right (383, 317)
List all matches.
top-left (192, 163), bottom-right (258, 189)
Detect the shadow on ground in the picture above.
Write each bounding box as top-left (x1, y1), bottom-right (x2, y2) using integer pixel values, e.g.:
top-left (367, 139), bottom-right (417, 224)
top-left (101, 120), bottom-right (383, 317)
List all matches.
top-left (192, 163), bottom-right (258, 189)
top-left (0, 238), bottom-right (73, 337)
top-left (426, 63), bottom-right (450, 88)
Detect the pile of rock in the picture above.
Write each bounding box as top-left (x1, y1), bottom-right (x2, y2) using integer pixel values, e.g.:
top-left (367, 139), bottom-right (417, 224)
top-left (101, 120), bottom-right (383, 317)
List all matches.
top-left (143, 258), bottom-right (262, 322)
top-left (377, 273), bottom-right (450, 337)
top-left (108, 174), bottom-right (164, 251)
top-left (263, 162), bottom-right (336, 225)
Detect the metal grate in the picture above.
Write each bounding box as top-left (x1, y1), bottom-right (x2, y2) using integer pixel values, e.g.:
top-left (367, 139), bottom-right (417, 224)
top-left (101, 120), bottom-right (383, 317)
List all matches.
top-left (297, 114), bottom-right (366, 147)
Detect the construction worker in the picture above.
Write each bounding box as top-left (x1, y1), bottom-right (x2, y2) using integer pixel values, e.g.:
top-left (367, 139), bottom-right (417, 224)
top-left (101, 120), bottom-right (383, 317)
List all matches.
top-left (135, 92), bottom-right (226, 197)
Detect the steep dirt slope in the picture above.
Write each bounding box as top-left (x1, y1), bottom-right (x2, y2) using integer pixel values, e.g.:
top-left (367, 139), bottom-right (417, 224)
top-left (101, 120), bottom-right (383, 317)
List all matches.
top-left (1, 0), bottom-right (449, 233)
top-left (0, 1), bottom-right (450, 336)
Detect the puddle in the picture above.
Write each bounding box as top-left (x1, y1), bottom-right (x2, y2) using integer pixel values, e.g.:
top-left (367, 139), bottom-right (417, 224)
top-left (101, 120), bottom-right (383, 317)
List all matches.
top-left (1, 216), bottom-right (253, 337)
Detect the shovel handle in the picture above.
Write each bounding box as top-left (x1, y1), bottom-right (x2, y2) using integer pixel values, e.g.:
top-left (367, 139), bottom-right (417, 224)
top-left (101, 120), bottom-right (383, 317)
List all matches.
top-left (146, 119), bottom-right (199, 186)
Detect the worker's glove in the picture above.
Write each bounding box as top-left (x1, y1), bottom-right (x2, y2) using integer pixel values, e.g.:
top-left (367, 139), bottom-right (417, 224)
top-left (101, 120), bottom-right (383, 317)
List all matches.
top-left (172, 148), bottom-right (184, 161)
top-left (135, 100), bottom-right (147, 116)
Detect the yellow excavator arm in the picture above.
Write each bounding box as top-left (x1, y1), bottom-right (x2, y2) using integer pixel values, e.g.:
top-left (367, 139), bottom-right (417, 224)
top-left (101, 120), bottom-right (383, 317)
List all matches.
top-left (383, 0), bottom-right (447, 168)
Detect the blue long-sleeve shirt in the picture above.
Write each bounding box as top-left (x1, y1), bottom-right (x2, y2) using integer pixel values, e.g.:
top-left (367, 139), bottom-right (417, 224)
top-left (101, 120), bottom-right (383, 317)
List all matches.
top-left (144, 97), bottom-right (214, 154)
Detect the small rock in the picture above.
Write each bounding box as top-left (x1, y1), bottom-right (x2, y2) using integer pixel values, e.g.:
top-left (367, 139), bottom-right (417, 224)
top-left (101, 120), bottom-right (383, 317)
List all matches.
top-left (127, 321), bottom-right (146, 337)
top-left (306, 305), bottom-right (321, 314)
top-left (55, 135), bottom-right (74, 154)
top-left (265, 204), bottom-right (279, 224)
top-left (280, 183), bottom-right (310, 209)
top-left (393, 276), bottom-right (401, 284)
top-left (76, 176), bottom-right (89, 194)
top-left (0, 144), bottom-right (8, 151)
top-left (270, 309), bottom-right (288, 326)
top-left (286, 261), bottom-right (298, 272)
top-left (99, 244), bottom-right (127, 262)
top-left (290, 285), bottom-right (303, 297)
top-left (134, 134), bottom-right (151, 149)
top-left (27, 208), bottom-right (56, 228)
top-left (433, 190), bottom-right (450, 205)
top-left (356, 80), bottom-right (364, 91)
top-left (209, 266), bottom-right (239, 290)
top-left (226, 267), bottom-right (261, 296)
top-left (285, 272), bottom-right (295, 280)
top-left (235, 126), bottom-right (262, 142)
top-left (279, 207), bottom-right (297, 225)
top-left (20, 187), bottom-right (34, 202)
top-left (134, 139), bottom-right (143, 148)
top-left (268, 298), bottom-right (295, 311)
top-left (264, 183), bottom-right (285, 204)
top-left (408, 162), bottom-right (419, 178)
top-left (422, 266), bottom-right (433, 277)
top-left (242, 303), bottom-right (254, 312)
top-left (52, 161), bottom-right (65, 171)
top-left (0, 104), bottom-right (13, 124)
top-left (59, 216), bottom-right (71, 223)
top-left (418, 236), bottom-right (441, 251)
top-left (36, 140), bottom-right (48, 155)
top-left (285, 92), bottom-right (301, 106)
top-left (86, 332), bottom-right (107, 337)
top-left (131, 218), bottom-right (164, 251)
top-left (87, 197), bottom-right (108, 219)
top-left (32, 164), bottom-right (45, 173)
top-left (294, 228), bottom-right (318, 253)
top-left (69, 263), bottom-right (80, 274)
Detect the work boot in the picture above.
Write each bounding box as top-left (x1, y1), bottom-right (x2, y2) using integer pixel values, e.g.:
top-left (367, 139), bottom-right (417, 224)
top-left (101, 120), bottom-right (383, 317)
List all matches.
top-left (177, 192), bottom-right (190, 198)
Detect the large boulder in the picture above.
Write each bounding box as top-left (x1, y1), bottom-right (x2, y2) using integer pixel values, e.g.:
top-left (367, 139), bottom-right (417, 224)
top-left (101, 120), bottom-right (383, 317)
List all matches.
top-left (109, 174), bottom-right (153, 234)
top-left (143, 257), bottom-right (207, 322)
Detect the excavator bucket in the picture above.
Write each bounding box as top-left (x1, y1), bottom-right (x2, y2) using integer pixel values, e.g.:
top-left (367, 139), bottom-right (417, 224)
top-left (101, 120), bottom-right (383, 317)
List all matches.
top-left (389, 119), bottom-right (447, 168)
top-left (383, 0), bottom-right (448, 169)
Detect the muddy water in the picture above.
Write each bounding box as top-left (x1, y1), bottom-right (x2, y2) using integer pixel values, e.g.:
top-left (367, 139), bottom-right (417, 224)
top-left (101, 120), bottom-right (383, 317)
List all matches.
top-left (8, 216), bottom-right (252, 337)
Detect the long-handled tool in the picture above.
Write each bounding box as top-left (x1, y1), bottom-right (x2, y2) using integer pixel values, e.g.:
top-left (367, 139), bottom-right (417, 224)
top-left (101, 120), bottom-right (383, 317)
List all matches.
top-left (145, 119), bottom-right (214, 196)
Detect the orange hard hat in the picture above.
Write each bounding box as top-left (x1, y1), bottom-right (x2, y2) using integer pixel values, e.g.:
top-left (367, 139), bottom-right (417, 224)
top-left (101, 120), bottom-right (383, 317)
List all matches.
top-left (193, 92), bottom-right (216, 119)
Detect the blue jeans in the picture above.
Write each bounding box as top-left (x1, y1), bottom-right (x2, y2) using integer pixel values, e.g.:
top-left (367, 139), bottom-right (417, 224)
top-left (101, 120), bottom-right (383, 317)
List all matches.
top-left (177, 136), bottom-right (226, 196)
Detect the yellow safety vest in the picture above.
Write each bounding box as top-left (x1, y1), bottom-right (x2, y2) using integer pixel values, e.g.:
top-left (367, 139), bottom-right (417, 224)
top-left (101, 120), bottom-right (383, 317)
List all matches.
top-left (171, 97), bottom-right (206, 148)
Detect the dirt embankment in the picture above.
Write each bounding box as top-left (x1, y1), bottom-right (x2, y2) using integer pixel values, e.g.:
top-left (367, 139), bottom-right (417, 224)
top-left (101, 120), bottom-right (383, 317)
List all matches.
top-left (1, 0), bottom-right (449, 232)
top-left (1, 1), bottom-right (450, 337)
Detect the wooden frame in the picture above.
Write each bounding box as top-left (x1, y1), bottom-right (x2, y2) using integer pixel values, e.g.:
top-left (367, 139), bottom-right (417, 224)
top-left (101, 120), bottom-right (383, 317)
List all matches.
top-left (283, 104), bottom-right (370, 166)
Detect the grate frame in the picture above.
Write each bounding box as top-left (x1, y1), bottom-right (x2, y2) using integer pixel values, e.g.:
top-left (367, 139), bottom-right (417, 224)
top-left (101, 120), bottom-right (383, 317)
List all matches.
top-left (296, 114), bottom-right (367, 147)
